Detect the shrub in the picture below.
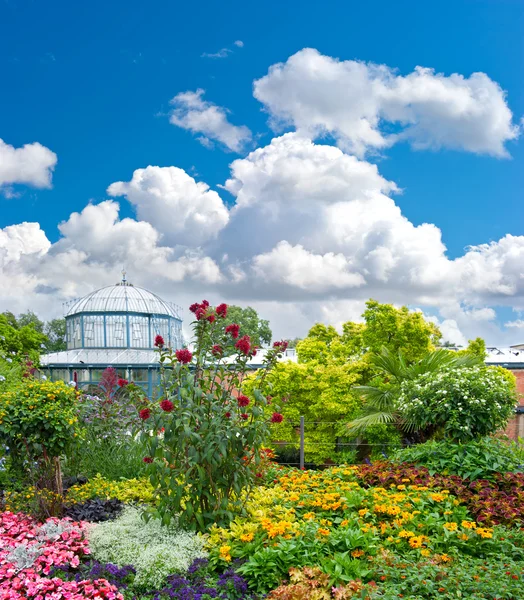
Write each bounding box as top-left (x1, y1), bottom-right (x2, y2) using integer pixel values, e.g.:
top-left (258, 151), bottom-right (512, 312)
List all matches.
top-left (87, 506), bottom-right (207, 589)
top-left (0, 378), bottom-right (79, 515)
top-left (393, 436), bottom-right (524, 480)
top-left (397, 366), bottom-right (516, 441)
top-left (138, 300), bottom-right (286, 531)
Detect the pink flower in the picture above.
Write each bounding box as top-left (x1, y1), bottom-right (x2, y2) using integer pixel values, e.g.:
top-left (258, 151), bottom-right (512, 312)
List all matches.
top-left (154, 335), bottom-right (165, 348)
top-left (175, 348), bottom-right (193, 364)
top-left (216, 303), bottom-right (228, 318)
top-left (225, 323), bottom-right (240, 339)
top-left (117, 378), bottom-right (128, 387)
top-left (271, 412), bottom-right (284, 423)
top-left (235, 335), bottom-right (251, 355)
top-left (160, 399), bottom-right (174, 412)
top-left (237, 395), bottom-right (250, 407)
top-left (143, 456), bottom-right (153, 464)
top-left (139, 408), bottom-right (151, 420)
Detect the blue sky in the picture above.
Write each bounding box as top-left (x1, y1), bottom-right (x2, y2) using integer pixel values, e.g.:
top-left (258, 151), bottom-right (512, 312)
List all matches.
top-left (0, 0), bottom-right (523, 343)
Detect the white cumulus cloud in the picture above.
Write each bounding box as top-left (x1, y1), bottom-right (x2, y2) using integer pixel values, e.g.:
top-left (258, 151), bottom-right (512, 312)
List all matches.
top-left (254, 48), bottom-right (519, 157)
top-left (169, 89), bottom-right (252, 152)
top-left (0, 138), bottom-right (57, 192)
top-left (107, 166), bottom-right (229, 246)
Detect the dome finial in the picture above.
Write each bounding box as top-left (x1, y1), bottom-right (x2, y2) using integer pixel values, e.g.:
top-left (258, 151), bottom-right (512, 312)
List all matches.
top-left (121, 268), bottom-right (127, 285)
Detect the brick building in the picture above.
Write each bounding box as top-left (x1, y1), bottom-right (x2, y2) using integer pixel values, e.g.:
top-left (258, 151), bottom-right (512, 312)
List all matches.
top-left (486, 345), bottom-right (524, 440)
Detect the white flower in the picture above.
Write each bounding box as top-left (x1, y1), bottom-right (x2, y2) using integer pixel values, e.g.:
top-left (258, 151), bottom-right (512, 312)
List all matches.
top-left (68, 381), bottom-right (77, 387)
top-left (6, 358), bottom-right (12, 363)
top-left (0, 375), bottom-right (5, 382)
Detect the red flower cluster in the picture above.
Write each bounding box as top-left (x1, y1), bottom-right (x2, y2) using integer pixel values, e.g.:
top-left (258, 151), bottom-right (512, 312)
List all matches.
top-left (216, 303), bottom-right (228, 318)
top-left (273, 340), bottom-right (289, 352)
top-left (117, 378), bottom-right (128, 387)
top-left (225, 323), bottom-right (240, 339)
top-left (237, 395), bottom-right (250, 407)
top-left (189, 300), bottom-right (210, 321)
top-left (139, 408), bottom-right (151, 420)
top-left (270, 412), bottom-right (284, 423)
top-left (211, 344), bottom-right (223, 357)
top-left (143, 456), bottom-right (153, 464)
top-left (175, 348), bottom-right (193, 364)
top-left (160, 399), bottom-right (174, 413)
top-left (235, 335), bottom-right (251, 355)
top-left (240, 413), bottom-right (249, 420)
top-left (154, 335), bottom-right (165, 348)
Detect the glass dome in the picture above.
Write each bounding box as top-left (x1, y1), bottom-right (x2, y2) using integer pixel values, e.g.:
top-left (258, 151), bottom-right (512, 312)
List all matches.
top-left (63, 278), bottom-right (183, 351)
top-left (65, 283), bottom-right (179, 318)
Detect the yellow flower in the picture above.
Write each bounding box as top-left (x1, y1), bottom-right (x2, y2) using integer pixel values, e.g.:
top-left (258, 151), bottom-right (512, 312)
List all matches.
top-left (340, 519), bottom-right (349, 527)
top-left (240, 533), bottom-right (254, 542)
top-left (476, 527), bottom-right (493, 539)
top-left (444, 522), bottom-right (458, 531)
top-left (317, 528), bottom-right (330, 536)
top-left (420, 548), bottom-right (431, 557)
top-left (219, 545), bottom-right (232, 562)
top-left (351, 549), bottom-right (365, 557)
top-left (398, 530), bottom-right (415, 538)
top-left (439, 554), bottom-right (452, 563)
top-left (430, 493), bottom-right (445, 502)
top-left (462, 521), bottom-right (477, 529)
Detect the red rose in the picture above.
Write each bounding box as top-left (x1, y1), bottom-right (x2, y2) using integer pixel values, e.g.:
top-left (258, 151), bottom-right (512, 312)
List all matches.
top-left (235, 335), bottom-right (251, 355)
top-left (154, 335), bottom-right (165, 348)
top-left (271, 412), bottom-right (284, 423)
top-left (240, 413), bottom-right (249, 420)
top-left (143, 457), bottom-right (153, 464)
top-left (225, 412), bottom-right (231, 418)
top-left (139, 408), bottom-right (151, 420)
top-left (216, 303), bottom-right (228, 318)
top-left (175, 348), bottom-right (193, 364)
top-left (160, 399), bottom-right (174, 413)
top-left (237, 395), bottom-right (250, 407)
top-left (211, 344), bottom-right (223, 357)
top-left (207, 314), bottom-right (216, 323)
top-left (117, 378), bottom-right (128, 387)
top-left (225, 323), bottom-right (240, 339)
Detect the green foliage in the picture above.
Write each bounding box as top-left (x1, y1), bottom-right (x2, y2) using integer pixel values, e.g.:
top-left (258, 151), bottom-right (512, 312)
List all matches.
top-left (367, 555), bottom-right (524, 599)
top-left (393, 436), bottom-right (524, 480)
top-left (348, 348), bottom-right (482, 435)
top-left (361, 299), bottom-right (441, 362)
top-left (0, 379), bottom-right (79, 462)
top-left (139, 301), bottom-right (283, 531)
top-left (87, 506), bottom-right (207, 589)
top-left (63, 433), bottom-right (147, 481)
top-left (0, 313), bottom-right (46, 364)
top-left (65, 473), bottom-right (155, 504)
top-left (457, 337), bottom-right (487, 360)
top-left (43, 318), bottom-right (67, 352)
top-left (243, 360), bottom-right (362, 465)
top-left (222, 305), bottom-right (272, 347)
top-left (398, 365), bottom-right (517, 441)
top-left (400, 436), bottom-right (524, 479)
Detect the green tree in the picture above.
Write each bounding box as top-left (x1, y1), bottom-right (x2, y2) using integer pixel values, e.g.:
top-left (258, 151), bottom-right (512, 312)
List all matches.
top-left (248, 300), bottom-right (444, 462)
top-left (0, 314), bottom-right (45, 363)
top-left (458, 337), bottom-right (487, 360)
top-left (17, 311), bottom-right (45, 334)
top-left (362, 299), bottom-right (441, 362)
top-left (223, 305), bottom-right (272, 347)
top-left (44, 318), bottom-right (67, 352)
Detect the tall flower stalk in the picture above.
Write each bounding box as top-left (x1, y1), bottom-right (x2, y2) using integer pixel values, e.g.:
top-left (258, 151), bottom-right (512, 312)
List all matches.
top-left (138, 301), bottom-right (285, 531)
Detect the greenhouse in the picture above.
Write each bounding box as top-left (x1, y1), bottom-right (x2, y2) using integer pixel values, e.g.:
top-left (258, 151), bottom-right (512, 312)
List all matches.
top-left (40, 275), bottom-right (183, 395)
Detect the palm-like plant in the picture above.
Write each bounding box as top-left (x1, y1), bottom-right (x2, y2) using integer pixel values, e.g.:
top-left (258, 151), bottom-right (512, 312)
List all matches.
top-left (347, 348), bottom-right (482, 435)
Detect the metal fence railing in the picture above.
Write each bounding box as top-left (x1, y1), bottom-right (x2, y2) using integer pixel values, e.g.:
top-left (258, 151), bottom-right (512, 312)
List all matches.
top-left (268, 416), bottom-right (406, 469)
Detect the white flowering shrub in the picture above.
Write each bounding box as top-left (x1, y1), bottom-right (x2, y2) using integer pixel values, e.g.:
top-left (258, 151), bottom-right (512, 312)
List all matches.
top-left (397, 366), bottom-right (516, 441)
top-left (87, 506), bottom-right (207, 589)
